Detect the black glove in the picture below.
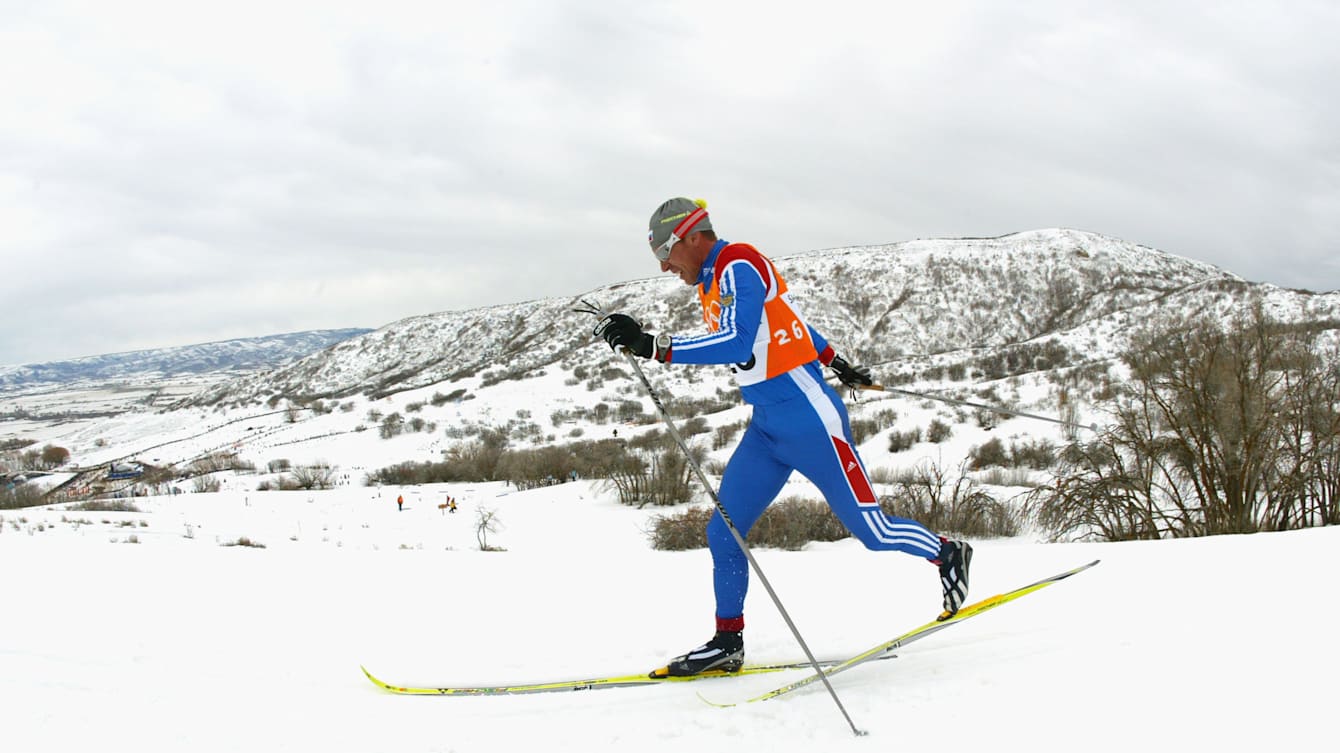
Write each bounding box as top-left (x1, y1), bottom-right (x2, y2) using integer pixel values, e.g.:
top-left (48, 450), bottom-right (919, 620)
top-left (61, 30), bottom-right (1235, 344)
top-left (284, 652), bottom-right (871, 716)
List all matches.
top-left (829, 355), bottom-right (873, 388)
top-left (594, 313), bottom-right (654, 359)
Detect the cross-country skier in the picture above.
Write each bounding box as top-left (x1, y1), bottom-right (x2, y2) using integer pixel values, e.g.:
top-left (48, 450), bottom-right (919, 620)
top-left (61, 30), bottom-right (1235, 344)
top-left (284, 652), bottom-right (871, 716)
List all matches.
top-left (594, 197), bottom-right (972, 678)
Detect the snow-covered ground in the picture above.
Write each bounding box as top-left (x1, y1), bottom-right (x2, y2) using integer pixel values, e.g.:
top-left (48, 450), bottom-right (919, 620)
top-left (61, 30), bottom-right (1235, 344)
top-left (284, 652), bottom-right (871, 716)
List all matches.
top-left (4, 346), bottom-right (1335, 751)
top-left (3, 473), bottom-right (1335, 752)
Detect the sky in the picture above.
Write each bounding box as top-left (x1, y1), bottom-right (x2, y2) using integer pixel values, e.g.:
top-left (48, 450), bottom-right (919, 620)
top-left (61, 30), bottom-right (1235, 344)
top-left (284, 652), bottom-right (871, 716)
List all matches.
top-left (3, 0), bottom-right (1338, 367)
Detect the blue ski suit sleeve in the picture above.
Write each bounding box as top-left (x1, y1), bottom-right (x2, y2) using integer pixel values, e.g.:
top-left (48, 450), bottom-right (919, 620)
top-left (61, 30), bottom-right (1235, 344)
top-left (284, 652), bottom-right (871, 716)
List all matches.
top-left (667, 258), bottom-right (766, 367)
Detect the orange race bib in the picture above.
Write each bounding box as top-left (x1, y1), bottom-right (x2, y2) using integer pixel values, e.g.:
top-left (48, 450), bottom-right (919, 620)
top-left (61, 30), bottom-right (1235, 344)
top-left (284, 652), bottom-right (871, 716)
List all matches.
top-left (698, 244), bottom-right (819, 386)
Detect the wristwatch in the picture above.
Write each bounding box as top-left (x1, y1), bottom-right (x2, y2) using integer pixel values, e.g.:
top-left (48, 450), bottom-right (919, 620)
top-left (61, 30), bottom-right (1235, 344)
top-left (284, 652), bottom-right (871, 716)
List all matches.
top-left (654, 332), bottom-right (672, 362)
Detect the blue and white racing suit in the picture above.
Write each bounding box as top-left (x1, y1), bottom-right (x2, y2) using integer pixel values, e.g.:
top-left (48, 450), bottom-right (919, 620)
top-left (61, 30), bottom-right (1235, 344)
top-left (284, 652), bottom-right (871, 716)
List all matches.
top-left (665, 239), bottom-right (942, 633)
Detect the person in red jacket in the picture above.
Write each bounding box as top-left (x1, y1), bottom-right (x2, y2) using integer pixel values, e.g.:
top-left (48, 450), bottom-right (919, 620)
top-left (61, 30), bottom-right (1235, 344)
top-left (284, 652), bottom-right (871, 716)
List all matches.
top-left (595, 198), bottom-right (972, 678)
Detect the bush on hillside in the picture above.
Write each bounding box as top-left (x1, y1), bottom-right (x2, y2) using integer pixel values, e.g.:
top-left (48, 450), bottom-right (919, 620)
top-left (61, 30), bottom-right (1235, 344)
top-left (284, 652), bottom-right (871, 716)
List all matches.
top-left (850, 408), bottom-right (898, 446)
top-left (926, 419), bottom-right (953, 443)
top-left (647, 460), bottom-right (1023, 552)
top-left (66, 499), bottom-right (143, 513)
top-left (365, 437), bottom-right (673, 493)
top-left (41, 445), bottom-right (70, 467)
top-left (608, 443), bottom-right (698, 507)
top-left (713, 421), bottom-right (745, 450)
top-left (1027, 303), bottom-right (1340, 541)
top-left (1009, 438), bottom-right (1057, 470)
top-left (887, 427), bottom-right (922, 453)
top-left (648, 497), bottom-right (851, 551)
top-left (882, 459), bottom-right (1022, 538)
top-left (967, 438), bottom-right (1009, 469)
top-left (1, 484), bottom-right (47, 510)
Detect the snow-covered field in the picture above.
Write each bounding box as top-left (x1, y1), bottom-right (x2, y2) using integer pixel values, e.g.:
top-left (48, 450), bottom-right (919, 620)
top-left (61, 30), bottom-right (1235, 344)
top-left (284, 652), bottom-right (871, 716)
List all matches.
top-left (4, 346), bottom-right (1337, 752)
top-left (3, 472), bottom-right (1336, 752)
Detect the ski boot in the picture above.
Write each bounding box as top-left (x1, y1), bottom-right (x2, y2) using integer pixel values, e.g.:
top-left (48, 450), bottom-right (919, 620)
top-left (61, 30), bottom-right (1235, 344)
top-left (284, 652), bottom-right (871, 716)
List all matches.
top-left (934, 538), bottom-right (973, 621)
top-left (649, 630), bottom-right (744, 678)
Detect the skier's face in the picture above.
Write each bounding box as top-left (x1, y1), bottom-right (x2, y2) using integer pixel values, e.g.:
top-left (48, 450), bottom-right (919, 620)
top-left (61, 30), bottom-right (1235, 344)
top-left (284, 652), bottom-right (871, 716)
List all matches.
top-left (659, 233), bottom-right (707, 286)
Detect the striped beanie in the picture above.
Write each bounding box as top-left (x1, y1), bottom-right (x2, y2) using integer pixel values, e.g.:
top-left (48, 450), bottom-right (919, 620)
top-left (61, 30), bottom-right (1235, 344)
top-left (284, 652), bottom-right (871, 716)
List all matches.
top-left (648, 197), bottom-right (712, 249)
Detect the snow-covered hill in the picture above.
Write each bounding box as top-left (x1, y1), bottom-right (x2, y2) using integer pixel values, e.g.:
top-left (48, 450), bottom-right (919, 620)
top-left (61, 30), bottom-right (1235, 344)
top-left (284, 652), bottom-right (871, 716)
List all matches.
top-left (0, 328), bottom-right (372, 391)
top-left (5, 228), bottom-right (1340, 489)
top-left (184, 228), bottom-right (1340, 410)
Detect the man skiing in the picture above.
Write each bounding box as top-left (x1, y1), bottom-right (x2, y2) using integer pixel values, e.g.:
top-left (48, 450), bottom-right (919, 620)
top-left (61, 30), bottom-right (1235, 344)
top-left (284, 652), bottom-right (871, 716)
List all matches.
top-left (594, 197), bottom-right (972, 678)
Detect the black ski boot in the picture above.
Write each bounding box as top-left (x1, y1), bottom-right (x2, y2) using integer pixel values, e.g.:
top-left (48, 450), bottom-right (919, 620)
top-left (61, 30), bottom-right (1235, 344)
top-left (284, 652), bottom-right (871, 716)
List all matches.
top-left (934, 538), bottom-right (973, 621)
top-left (649, 631), bottom-right (744, 678)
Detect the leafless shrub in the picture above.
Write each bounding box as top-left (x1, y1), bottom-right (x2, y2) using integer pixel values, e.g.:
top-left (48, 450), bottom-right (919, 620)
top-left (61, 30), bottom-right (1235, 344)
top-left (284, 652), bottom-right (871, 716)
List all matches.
top-left (887, 427), bottom-right (923, 453)
top-left (647, 505), bottom-right (715, 551)
top-left (975, 467), bottom-right (1039, 488)
top-left (379, 412), bottom-right (405, 439)
top-left (646, 477), bottom-right (1017, 552)
top-left (1008, 438), bottom-right (1057, 469)
top-left (850, 407), bottom-right (899, 445)
top-left (41, 445), bottom-right (70, 467)
top-left (223, 536), bottom-right (266, 548)
top-left (968, 438), bottom-right (1009, 469)
top-left (926, 419), bottom-right (953, 443)
top-left (1027, 303), bottom-right (1340, 541)
top-left (66, 499), bottom-right (143, 513)
top-left (745, 497), bottom-right (850, 549)
top-left (192, 475), bottom-right (222, 493)
top-left (292, 463), bottom-right (337, 490)
top-left (607, 442), bottom-right (698, 508)
top-left (881, 458), bottom-right (1021, 538)
top-left (647, 498), bottom-right (847, 551)
top-left (475, 506), bottom-right (504, 551)
top-left (1, 483), bottom-right (47, 510)
top-left (713, 421), bottom-right (745, 450)
top-left (191, 452), bottom-right (250, 475)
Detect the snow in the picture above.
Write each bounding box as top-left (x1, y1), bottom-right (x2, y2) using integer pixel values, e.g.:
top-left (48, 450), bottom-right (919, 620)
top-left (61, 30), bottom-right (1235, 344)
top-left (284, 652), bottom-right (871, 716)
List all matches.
top-left (3, 473), bottom-right (1336, 752)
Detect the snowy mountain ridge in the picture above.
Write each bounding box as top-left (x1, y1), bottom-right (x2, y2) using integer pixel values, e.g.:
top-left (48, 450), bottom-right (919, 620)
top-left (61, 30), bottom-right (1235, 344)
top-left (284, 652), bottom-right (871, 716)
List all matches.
top-left (0, 329), bottom-right (373, 392)
top-left (187, 228), bottom-right (1340, 409)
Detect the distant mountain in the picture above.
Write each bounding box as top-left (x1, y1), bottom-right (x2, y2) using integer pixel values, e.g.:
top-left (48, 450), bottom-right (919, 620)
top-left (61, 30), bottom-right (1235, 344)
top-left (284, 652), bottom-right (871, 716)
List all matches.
top-left (0, 329), bottom-right (373, 391)
top-left (186, 229), bottom-right (1340, 409)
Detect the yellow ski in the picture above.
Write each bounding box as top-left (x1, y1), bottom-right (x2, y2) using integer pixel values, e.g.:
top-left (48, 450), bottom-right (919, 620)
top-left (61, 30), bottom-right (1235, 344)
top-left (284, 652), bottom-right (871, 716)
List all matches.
top-left (702, 559), bottom-right (1100, 706)
top-left (362, 652), bottom-right (896, 696)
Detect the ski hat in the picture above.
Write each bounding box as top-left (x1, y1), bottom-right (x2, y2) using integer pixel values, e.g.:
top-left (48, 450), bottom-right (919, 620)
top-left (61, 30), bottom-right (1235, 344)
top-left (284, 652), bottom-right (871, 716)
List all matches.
top-left (648, 197), bottom-right (712, 250)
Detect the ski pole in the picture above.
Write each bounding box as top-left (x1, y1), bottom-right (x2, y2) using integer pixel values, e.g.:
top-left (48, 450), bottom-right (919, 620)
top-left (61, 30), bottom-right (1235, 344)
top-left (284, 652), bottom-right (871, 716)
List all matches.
top-left (855, 383), bottom-right (1099, 434)
top-left (576, 300), bottom-right (866, 737)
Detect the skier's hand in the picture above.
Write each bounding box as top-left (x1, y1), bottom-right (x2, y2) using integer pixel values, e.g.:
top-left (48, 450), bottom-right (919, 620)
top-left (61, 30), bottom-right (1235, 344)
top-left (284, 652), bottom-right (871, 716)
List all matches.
top-left (594, 313), bottom-right (654, 359)
top-left (829, 355), bottom-right (873, 388)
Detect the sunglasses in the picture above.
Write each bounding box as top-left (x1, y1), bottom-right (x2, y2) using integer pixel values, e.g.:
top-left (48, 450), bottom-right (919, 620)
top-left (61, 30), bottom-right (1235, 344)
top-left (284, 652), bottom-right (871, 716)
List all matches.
top-left (650, 232), bottom-right (680, 262)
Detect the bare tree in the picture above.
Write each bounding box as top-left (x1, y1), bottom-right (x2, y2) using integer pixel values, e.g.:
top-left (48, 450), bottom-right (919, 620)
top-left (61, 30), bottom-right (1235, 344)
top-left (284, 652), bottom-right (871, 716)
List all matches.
top-left (40, 445), bottom-right (70, 468)
top-left (882, 458), bottom-right (1018, 538)
top-left (292, 462), bottom-right (336, 490)
top-left (1028, 302), bottom-right (1340, 540)
top-left (475, 506), bottom-right (503, 551)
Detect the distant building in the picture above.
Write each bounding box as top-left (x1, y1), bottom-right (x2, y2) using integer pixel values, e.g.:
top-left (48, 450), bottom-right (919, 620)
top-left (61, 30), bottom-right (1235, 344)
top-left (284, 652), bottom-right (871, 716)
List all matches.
top-left (107, 462), bottom-right (144, 480)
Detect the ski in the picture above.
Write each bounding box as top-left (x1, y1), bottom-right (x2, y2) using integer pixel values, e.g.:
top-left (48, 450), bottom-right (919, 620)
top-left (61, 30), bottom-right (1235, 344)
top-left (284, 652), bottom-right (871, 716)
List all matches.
top-left (362, 653), bottom-right (897, 696)
top-left (701, 558), bottom-right (1100, 707)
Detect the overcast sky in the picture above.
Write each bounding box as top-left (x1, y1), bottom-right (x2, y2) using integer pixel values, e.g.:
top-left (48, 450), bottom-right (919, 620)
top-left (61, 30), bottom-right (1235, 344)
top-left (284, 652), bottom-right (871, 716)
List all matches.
top-left (2, 0), bottom-right (1337, 366)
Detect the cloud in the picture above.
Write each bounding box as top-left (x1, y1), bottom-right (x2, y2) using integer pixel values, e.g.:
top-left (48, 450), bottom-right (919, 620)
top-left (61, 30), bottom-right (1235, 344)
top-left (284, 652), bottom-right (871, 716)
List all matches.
top-left (2, 0), bottom-right (1337, 365)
